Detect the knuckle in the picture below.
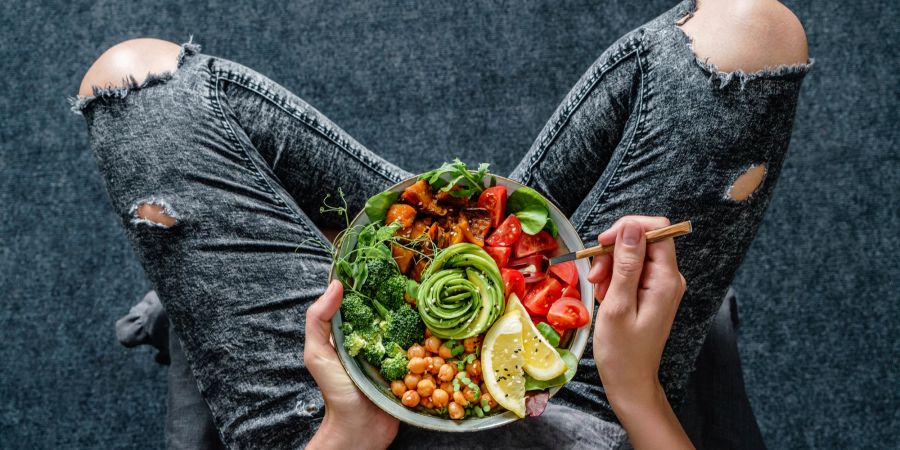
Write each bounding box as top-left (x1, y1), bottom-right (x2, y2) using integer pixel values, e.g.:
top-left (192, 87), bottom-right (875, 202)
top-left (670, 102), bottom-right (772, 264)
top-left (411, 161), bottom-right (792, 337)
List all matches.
top-left (603, 302), bottom-right (629, 319)
top-left (615, 256), bottom-right (643, 277)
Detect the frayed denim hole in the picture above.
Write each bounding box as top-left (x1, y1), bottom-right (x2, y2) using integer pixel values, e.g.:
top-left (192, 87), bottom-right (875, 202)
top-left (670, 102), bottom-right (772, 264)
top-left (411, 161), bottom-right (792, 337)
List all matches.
top-left (68, 38), bottom-right (202, 115)
top-left (129, 198), bottom-right (179, 228)
top-left (673, 6), bottom-right (814, 91)
top-left (725, 164), bottom-right (767, 202)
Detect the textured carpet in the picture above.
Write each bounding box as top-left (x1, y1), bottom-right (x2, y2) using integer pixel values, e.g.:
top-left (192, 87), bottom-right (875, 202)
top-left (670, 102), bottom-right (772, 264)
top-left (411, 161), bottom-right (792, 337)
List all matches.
top-left (1, 0), bottom-right (896, 448)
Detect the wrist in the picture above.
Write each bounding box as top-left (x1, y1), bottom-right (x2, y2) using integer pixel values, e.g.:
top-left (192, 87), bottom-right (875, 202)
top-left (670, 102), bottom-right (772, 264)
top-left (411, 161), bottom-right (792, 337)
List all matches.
top-left (308, 412), bottom-right (388, 450)
top-left (607, 379), bottom-right (668, 421)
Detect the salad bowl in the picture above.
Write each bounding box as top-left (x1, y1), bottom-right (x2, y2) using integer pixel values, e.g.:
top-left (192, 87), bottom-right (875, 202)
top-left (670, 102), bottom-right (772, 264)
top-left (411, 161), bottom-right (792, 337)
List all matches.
top-left (329, 174), bottom-right (594, 432)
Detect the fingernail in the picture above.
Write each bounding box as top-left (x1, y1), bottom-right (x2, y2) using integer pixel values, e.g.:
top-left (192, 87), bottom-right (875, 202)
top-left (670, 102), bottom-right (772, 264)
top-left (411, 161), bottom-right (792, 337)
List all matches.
top-left (622, 222), bottom-right (641, 246)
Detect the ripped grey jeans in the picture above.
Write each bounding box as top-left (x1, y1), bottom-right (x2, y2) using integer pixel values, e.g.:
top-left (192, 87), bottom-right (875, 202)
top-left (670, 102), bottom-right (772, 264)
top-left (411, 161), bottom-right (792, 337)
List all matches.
top-left (73, 1), bottom-right (810, 448)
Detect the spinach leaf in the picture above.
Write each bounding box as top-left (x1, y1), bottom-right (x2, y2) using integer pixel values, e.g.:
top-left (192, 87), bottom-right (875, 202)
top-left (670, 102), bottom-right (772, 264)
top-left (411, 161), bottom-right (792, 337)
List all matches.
top-left (515, 204), bottom-right (549, 235)
top-left (507, 186), bottom-right (558, 236)
top-left (364, 191), bottom-right (400, 222)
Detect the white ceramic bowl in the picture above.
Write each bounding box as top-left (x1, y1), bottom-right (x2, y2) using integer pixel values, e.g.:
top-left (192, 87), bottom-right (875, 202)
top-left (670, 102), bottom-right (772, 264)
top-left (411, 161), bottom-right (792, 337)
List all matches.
top-left (330, 175), bottom-right (593, 432)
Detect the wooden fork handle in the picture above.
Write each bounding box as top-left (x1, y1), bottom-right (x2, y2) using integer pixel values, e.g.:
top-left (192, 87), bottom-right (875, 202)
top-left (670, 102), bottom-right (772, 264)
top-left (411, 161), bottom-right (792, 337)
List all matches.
top-left (575, 220), bottom-right (693, 259)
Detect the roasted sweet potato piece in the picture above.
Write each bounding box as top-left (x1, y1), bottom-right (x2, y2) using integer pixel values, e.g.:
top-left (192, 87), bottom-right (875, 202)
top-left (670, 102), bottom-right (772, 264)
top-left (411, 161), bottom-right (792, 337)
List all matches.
top-left (401, 180), bottom-right (448, 216)
top-left (392, 243), bottom-right (415, 274)
top-left (435, 186), bottom-right (469, 207)
top-left (462, 208), bottom-right (491, 244)
top-left (385, 203), bottom-right (416, 228)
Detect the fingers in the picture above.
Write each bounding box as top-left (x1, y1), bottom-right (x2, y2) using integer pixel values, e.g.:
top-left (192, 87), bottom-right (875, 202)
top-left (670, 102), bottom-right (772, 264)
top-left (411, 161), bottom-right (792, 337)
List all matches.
top-left (601, 220), bottom-right (646, 317)
top-left (597, 216), bottom-right (671, 246)
top-left (304, 280), bottom-right (343, 367)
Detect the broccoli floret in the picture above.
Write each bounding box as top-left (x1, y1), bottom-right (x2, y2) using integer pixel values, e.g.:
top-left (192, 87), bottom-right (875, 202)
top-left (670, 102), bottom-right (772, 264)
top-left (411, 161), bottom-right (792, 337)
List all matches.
top-left (384, 305), bottom-right (425, 349)
top-left (340, 292), bottom-right (375, 327)
top-left (340, 322), bottom-right (354, 336)
top-left (361, 338), bottom-right (386, 365)
top-left (376, 274), bottom-right (409, 311)
top-left (379, 343), bottom-right (409, 381)
top-left (342, 330), bottom-right (368, 357)
top-left (361, 259), bottom-right (399, 295)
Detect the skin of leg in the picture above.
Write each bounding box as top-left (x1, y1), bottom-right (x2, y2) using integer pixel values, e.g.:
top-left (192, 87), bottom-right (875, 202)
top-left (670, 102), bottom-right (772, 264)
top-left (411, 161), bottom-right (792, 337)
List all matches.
top-left (76, 40), bottom-right (408, 448)
top-left (511, 0), bottom-right (810, 424)
top-left (679, 0), bottom-right (808, 73)
top-left (79, 38), bottom-right (182, 96)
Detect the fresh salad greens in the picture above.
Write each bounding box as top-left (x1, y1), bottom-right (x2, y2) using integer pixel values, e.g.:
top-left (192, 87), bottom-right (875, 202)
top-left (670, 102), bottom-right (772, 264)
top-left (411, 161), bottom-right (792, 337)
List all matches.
top-left (418, 158), bottom-right (490, 198)
top-left (505, 186), bottom-right (557, 236)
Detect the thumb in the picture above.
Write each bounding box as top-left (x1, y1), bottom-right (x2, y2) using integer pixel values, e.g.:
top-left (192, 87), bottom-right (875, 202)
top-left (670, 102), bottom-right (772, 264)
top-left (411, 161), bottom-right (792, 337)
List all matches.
top-left (604, 220), bottom-right (646, 314)
top-left (305, 280), bottom-right (343, 350)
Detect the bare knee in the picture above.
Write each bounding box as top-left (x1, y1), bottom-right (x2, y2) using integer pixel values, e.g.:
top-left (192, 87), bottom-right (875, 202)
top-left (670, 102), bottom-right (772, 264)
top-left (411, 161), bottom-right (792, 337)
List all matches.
top-left (78, 38), bottom-right (182, 97)
top-left (679, 0), bottom-right (808, 73)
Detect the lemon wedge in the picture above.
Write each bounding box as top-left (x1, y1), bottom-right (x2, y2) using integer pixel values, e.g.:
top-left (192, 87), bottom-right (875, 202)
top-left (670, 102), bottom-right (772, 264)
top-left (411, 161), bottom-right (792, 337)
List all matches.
top-left (481, 310), bottom-right (526, 418)
top-left (507, 293), bottom-right (567, 381)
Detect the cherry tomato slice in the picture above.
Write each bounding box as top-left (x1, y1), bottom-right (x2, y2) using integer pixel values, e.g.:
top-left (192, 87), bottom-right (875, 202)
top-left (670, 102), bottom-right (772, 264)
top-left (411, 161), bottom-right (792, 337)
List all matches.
top-left (485, 215), bottom-right (522, 247)
top-left (477, 186), bottom-right (507, 228)
top-left (515, 230), bottom-right (558, 257)
top-left (561, 284), bottom-right (581, 300)
top-left (501, 268), bottom-right (526, 300)
top-left (484, 246), bottom-right (512, 268)
top-left (508, 254), bottom-right (546, 284)
top-left (549, 261), bottom-right (578, 287)
top-left (522, 277), bottom-right (563, 316)
top-left (547, 298), bottom-right (590, 329)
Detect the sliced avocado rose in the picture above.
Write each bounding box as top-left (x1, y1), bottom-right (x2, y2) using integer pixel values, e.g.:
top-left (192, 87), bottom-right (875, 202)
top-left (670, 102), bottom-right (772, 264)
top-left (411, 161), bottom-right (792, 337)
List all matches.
top-left (417, 243), bottom-right (505, 339)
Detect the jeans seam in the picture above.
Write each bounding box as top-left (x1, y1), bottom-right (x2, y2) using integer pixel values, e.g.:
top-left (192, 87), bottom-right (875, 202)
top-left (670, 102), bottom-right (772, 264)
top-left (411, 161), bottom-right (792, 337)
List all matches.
top-left (207, 67), bottom-right (321, 242)
top-left (578, 46), bottom-right (648, 233)
top-left (520, 42), bottom-right (639, 186)
top-left (217, 71), bottom-right (404, 185)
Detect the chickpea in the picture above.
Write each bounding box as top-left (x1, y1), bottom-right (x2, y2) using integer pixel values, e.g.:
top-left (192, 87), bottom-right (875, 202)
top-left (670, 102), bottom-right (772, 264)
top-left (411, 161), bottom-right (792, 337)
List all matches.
top-left (448, 402), bottom-right (465, 419)
top-left (422, 372), bottom-right (435, 383)
top-left (463, 337), bottom-right (480, 353)
top-left (432, 389), bottom-right (449, 408)
top-left (440, 382), bottom-right (454, 395)
top-left (404, 373), bottom-right (422, 390)
top-left (423, 356), bottom-right (434, 372)
top-left (407, 357), bottom-right (427, 374)
top-left (401, 390), bottom-right (420, 407)
top-left (390, 380), bottom-right (407, 398)
top-left (463, 386), bottom-right (478, 403)
top-left (482, 392), bottom-right (497, 409)
top-left (438, 343), bottom-right (454, 359)
top-left (430, 356), bottom-right (445, 374)
top-left (424, 336), bottom-right (442, 354)
top-left (453, 391), bottom-right (469, 407)
top-left (417, 378), bottom-right (436, 397)
top-left (420, 395), bottom-right (434, 409)
top-left (465, 359), bottom-right (482, 377)
top-left (407, 344), bottom-right (426, 359)
top-left (438, 364), bottom-right (457, 382)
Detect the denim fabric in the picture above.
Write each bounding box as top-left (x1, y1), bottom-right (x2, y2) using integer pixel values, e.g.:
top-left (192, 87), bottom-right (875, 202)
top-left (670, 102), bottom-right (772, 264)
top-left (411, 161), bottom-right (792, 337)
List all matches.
top-left (70, 1), bottom-right (809, 447)
top-left (4, 0), bottom-right (898, 449)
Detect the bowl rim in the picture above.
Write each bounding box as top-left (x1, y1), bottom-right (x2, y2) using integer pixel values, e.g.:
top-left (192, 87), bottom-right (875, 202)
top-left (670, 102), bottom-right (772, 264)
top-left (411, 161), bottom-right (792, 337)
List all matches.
top-left (328, 173), bottom-right (594, 432)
